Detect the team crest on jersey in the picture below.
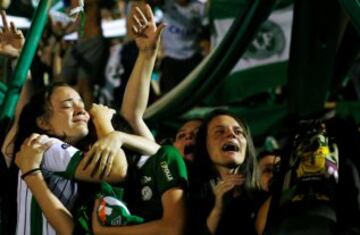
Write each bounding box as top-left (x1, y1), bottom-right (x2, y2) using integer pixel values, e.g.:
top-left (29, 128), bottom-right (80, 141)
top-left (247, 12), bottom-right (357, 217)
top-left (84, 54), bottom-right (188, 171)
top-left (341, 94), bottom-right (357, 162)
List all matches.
top-left (61, 143), bottom-right (71, 149)
top-left (141, 186), bottom-right (153, 201)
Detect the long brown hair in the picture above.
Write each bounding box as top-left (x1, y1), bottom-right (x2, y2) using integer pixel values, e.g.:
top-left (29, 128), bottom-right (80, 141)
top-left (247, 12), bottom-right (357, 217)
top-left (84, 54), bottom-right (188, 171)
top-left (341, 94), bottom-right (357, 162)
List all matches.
top-left (193, 109), bottom-right (260, 191)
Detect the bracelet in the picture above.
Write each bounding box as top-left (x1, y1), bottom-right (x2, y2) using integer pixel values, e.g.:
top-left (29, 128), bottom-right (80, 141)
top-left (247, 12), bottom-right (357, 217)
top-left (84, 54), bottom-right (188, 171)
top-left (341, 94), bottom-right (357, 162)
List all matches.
top-left (21, 168), bottom-right (41, 180)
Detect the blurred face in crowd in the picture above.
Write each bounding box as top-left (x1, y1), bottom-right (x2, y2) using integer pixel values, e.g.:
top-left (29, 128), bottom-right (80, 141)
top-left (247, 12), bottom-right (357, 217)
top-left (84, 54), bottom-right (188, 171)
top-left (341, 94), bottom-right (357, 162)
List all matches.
top-left (174, 119), bottom-right (202, 161)
top-left (38, 86), bottom-right (90, 145)
top-left (206, 115), bottom-right (247, 172)
top-left (258, 154), bottom-right (280, 191)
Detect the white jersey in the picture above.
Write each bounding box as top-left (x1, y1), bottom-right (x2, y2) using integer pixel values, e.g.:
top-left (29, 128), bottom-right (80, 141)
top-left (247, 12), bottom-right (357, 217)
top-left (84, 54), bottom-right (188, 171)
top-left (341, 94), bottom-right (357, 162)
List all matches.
top-left (16, 138), bottom-right (82, 235)
top-left (161, 0), bottom-right (206, 59)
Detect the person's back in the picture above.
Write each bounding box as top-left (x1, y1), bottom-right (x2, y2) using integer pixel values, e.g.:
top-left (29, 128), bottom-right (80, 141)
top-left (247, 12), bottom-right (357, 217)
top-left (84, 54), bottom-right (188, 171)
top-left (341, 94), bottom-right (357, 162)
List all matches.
top-left (161, 0), bottom-right (205, 60)
top-left (159, 0), bottom-right (208, 94)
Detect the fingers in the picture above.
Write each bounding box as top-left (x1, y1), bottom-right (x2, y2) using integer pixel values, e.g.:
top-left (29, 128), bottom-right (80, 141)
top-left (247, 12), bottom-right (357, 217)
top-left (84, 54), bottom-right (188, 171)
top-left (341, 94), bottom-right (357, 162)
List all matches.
top-left (84, 146), bottom-right (114, 179)
top-left (83, 147), bottom-right (96, 170)
top-left (223, 175), bottom-right (246, 186)
top-left (104, 153), bottom-right (113, 177)
top-left (213, 175), bottom-right (245, 195)
top-left (97, 148), bottom-right (110, 178)
top-left (1, 10), bottom-right (9, 31)
top-left (215, 180), bottom-right (236, 194)
top-left (90, 103), bottom-right (115, 116)
top-left (89, 149), bottom-right (102, 176)
top-left (25, 133), bottom-right (40, 146)
top-left (132, 15), bottom-right (148, 33)
top-left (135, 7), bottom-right (148, 26)
top-left (144, 4), bottom-right (154, 21)
top-left (10, 22), bottom-right (17, 33)
top-left (155, 23), bottom-right (166, 38)
top-left (132, 6), bottom-right (149, 34)
top-left (16, 133), bottom-right (49, 171)
top-left (26, 134), bottom-right (52, 150)
top-left (133, 14), bottom-right (143, 28)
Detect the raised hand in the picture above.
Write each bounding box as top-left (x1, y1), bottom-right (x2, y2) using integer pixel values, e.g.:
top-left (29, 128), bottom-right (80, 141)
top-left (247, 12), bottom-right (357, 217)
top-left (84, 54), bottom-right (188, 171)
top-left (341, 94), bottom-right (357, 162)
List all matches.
top-left (129, 4), bottom-right (165, 52)
top-left (0, 10), bottom-right (25, 58)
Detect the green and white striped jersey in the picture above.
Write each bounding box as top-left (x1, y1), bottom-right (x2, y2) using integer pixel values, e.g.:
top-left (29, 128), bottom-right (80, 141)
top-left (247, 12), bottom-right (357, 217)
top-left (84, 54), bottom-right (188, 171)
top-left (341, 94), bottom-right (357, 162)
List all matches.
top-left (16, 138), bottom-right (82, 235)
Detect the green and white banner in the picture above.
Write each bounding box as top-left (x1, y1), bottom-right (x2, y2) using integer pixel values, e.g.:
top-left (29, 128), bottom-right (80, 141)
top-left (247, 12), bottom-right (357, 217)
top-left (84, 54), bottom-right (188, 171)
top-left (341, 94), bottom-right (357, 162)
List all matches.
top-left (205, 4), bottom-right (293, 105)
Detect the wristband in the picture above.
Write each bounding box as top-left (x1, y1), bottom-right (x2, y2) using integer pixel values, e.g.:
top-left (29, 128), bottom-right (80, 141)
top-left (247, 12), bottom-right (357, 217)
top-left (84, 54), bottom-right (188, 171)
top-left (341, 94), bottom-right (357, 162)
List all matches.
top-left (21, 168), bottom-right (41, 180)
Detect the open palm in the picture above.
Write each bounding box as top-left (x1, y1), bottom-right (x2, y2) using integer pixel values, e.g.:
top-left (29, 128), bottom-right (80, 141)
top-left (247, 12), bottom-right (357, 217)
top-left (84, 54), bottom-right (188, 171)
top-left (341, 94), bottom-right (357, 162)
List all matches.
top-left (129, 4), bottom-right (165, 52)
top-left (0, 10), bottom-right (25, 58)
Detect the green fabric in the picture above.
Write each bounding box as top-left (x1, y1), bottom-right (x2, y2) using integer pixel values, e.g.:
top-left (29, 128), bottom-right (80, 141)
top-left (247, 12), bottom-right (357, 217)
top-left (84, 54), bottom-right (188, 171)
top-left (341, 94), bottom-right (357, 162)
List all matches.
top-left (286, 0), bottom-right (342, 118)
top-left (335, 102), bottom-right (360, 124)
top-left (131, 145), bottom-right (187, 222)
top-left (75, 202), bottom-right (93, 235)
top-left (63, 150), bottom-right (83, 179)
top-left (0, 82), bottom-right (6, 106)
top-left (339, 0), bottom-right (360, 34)
top-left (231, 104), bottom-right (288, 138)
top-left (208, 0), bottom-right (248, 20)
top-left (144, 0), bottom-right (277, 122)
top-left (31, 198), bottom-right (43, 235)
top-left (97, 182), bottom-right (144, 226)
top-left (79, 11), bottom-right (86, 38)
top-left (203, 62), bottom-right (288, 105)
top-left (0, 0), bottom-right (51, 129)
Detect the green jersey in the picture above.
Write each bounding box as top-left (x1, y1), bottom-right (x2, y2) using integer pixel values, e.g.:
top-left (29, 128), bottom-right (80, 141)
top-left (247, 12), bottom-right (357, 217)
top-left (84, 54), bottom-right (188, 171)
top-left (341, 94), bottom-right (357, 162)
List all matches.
top-left (126, 145), bottom-right (188, 222)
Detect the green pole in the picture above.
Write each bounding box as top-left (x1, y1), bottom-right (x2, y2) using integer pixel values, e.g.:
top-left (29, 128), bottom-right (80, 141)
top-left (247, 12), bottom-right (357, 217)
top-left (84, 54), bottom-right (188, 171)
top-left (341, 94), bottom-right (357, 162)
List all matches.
top-left (0, 0), bottom-right (52, 122)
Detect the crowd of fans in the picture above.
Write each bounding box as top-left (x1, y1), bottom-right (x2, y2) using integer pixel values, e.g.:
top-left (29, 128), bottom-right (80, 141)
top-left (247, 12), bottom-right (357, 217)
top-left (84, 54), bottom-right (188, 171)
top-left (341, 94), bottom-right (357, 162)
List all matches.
top-left (1, 0), bottom-right (360, 235)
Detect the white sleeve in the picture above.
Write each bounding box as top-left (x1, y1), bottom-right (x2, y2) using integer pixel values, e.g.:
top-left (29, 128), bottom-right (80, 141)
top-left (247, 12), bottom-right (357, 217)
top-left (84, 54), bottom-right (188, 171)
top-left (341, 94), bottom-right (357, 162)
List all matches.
top-left (42, 138), bottom-right (81, 172)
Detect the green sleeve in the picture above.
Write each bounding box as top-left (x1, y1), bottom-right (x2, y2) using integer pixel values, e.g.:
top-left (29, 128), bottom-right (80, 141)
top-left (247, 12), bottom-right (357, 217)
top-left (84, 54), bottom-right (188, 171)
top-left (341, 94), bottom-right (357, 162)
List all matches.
top-left (62, 151), bottom-right (83, 179)
top-left (155, 145), bottom-right (188, 196)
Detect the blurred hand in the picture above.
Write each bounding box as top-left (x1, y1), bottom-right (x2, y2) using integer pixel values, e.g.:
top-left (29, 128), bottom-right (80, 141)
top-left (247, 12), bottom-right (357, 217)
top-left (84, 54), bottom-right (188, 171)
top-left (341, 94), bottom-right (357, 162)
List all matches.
top-left (129, 4), bottom-right (165, 52)
top-left (211, 174), bottom-right (245, 212)
top-left (15, 133), bottom-right (55, 173)
top-left (82, 132), bottom-right (125, 178)
top-left (0, 10), bottom-right (25, 58)
top-left (89, 103), bottom-right (116, 125)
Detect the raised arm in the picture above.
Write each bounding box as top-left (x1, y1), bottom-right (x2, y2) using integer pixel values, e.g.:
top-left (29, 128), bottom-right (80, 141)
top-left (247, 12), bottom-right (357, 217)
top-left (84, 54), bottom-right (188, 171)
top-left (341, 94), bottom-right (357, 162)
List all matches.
top-left (15, 133), bottom-right (74, 235)
top-left (0, 10), bottom-right (25, 58)
top-left (0, 10), bottom-right (30, 166)
top-left (90, 103), bottom-right (159, 154)
top-left (120, 4), bottom-right (165, 140)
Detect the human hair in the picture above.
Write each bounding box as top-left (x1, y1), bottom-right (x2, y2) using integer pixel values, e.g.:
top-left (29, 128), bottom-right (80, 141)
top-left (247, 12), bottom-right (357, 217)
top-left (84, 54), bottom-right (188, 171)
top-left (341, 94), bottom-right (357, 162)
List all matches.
top-left (13, 82), bottom-right (71, 155)
top-left (193, 109), bottom-right (259, 191)
top-left (174, 118), bottom-right (203, 138)
top-left (13, 81), bottom-right (142, 172)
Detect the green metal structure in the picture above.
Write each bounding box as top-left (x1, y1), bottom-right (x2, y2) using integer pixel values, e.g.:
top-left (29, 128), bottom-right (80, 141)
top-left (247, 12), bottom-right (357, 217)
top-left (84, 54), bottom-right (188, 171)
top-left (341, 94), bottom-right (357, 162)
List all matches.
top-left (0, 1), bottom-right (52, 233)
